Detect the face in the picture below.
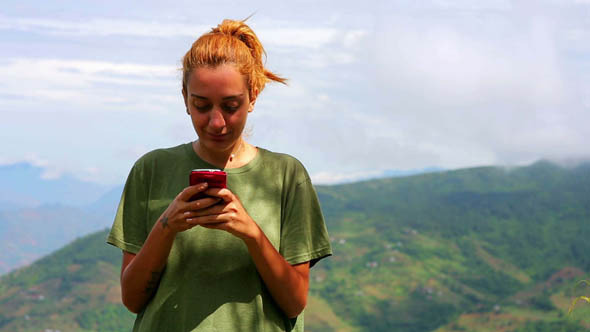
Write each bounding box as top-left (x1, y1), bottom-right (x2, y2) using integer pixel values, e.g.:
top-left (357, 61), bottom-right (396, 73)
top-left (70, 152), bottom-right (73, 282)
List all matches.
top-left (183, 64), bottom-right (256, 154)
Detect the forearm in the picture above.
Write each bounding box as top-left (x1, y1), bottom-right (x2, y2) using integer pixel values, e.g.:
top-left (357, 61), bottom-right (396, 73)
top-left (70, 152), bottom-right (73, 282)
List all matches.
top-left (121, 216), bottom-right (176, 313)
top-left (243, 226), bottom-right (309, 318)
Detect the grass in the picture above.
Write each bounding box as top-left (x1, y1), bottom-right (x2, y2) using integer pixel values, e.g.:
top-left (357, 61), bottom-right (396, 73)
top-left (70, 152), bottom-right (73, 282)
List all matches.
top-left (306, 294), bottom-right (361, 332)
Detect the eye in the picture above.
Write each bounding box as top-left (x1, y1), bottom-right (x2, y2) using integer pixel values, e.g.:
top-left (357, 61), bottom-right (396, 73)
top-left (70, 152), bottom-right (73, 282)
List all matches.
top-left (222, 102), bottom-right (241, 113)
top-left (194, 103), bottom-right (212, 112)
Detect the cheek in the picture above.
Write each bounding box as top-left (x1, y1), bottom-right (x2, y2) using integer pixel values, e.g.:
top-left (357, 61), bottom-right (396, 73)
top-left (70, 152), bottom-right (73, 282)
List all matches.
top-left (229, 112), bottom-right (248, 127)
top-left (190, 114), bottom-right (208, 129)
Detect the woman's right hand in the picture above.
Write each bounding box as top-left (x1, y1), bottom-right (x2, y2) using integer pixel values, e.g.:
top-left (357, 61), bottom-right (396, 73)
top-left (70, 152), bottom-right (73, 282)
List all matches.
top-left (121, 182), bottom-right (222, 313)
top-left (158, 182), bottom-right (222, 234)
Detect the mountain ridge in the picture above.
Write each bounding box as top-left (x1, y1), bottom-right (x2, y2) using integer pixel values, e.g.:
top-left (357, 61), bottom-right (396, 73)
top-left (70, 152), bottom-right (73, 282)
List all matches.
top-left (0, 162), bottom-right (113, 209)
top-left (1, 160), bottom-right (589, 331)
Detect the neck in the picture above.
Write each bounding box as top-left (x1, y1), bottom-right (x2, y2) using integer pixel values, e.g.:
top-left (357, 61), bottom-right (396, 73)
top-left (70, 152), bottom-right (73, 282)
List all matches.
top-left (193, 139), bottom-right (248, 169)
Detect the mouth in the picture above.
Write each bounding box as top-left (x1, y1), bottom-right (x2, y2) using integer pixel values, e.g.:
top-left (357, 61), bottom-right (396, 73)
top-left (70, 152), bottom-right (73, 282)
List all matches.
top-left (207, 133), bottom-right (229, 141)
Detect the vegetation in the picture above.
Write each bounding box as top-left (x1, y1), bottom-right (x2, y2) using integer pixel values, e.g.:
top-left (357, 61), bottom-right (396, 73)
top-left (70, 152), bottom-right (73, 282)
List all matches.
top-left (1, 160), bottom-right (589, 331)
top-left (514, 319), bottom-right (585, 332)
top-left (0, 230), bottom-right (135, 331)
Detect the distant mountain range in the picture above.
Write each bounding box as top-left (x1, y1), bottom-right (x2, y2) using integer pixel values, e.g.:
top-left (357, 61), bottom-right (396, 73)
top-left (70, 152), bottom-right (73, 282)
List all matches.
top-left (0, 162), bottom-right (443, 210)
top-left (1, 160), bottom-right (589, 331)
top-left (0, 161), bottom-right (437, 275)
top-left (0, 162), bottom-right (123, 274)
top-left (0, 163), bottom-right (115, 209)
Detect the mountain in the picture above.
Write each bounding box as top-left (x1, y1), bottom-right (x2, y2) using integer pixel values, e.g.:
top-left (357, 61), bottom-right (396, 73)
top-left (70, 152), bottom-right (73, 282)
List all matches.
top-left (311, 160), bottom-right (590, 331)
top-left (312, 167), bottom-right (445, 185)
top-left (0, 204), bottom-right (114, 274)
top-left (87, 185), bottom-right (124, 220)
top-left (1, 160), bottom-right (590, 331)
top-left (0, 229), bottom-right (134, 331)
top-left (0, 160), bottom-right (436, 275)
top-left (0, 186), bottom-right (122, 275)
top-left (0, 162), bottom-right (112, 209)
top-left (0, 162), bottom-right (124, 274)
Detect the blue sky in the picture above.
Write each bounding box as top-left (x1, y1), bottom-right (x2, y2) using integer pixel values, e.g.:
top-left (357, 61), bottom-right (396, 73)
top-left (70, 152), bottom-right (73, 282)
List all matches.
top-left (1, 0), bottom-right (589, 185)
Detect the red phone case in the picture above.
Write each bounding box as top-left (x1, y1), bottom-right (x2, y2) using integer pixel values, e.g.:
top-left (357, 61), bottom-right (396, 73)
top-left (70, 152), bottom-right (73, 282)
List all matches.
top-left (189, 169), bottom-right (227, 201)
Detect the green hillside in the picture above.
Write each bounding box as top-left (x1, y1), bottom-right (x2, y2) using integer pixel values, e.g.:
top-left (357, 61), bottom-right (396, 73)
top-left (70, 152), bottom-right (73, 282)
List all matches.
top-left (0, 229), bottom-right (134, 331)
top-left (1, 161), bottom-right (589, 331)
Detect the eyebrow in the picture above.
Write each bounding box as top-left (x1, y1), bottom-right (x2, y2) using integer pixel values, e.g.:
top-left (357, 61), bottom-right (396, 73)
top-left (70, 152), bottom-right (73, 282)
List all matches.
top-left (190, 93), bottom-right (245, 100)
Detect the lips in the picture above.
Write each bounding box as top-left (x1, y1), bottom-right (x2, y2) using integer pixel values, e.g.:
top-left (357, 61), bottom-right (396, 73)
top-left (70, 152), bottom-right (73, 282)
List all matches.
top-left (207, 132), bottom-right (230, 141)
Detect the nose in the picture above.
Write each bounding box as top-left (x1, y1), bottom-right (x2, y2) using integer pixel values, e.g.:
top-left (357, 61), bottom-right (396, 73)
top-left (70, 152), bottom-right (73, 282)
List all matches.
top-left (208, 108), bottom-right (226, 132)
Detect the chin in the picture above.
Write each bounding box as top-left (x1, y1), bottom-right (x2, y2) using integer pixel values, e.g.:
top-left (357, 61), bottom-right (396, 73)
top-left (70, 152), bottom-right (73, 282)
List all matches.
top-left (202, 139), bottom-right (235, 152)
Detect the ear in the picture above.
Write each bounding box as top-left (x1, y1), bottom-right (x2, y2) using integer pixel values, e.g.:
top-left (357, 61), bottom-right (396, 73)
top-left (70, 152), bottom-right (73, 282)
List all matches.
top-left (248, 88), bottom-right (259, 113)
top-left (182, 88), bottom-right (190, 115)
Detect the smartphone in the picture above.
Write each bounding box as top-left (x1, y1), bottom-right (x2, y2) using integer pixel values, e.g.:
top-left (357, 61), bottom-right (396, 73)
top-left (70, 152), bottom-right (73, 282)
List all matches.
top-left (188, 169), bottom-right (227, 201)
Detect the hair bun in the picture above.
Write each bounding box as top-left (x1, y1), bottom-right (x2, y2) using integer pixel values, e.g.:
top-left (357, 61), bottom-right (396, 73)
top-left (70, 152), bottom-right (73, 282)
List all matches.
top-left (212, 19), bottom-right (262, 65)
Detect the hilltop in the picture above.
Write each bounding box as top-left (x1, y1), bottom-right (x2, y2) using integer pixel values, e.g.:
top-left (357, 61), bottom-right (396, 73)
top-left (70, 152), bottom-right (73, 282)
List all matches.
top-left (1, 161), bottom-right (589, 331)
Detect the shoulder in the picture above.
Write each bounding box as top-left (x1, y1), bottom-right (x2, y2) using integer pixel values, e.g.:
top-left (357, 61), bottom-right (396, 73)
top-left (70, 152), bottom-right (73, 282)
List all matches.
top-left (137, 143), bottom-right (189, 163)
top-left (126, 143), bottom-right (190, 181)
top-left (258, 148), bottom-right (311, 184)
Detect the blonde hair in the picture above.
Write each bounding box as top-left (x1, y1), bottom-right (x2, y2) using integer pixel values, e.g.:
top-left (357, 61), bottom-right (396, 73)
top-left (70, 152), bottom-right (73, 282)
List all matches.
top-left (182, 19), bottom-right (286, 99)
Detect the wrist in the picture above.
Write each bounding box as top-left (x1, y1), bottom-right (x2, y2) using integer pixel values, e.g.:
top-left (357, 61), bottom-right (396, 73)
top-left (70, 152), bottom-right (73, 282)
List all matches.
top-left (242, 222), bottom-right (263, 248)
top-left (160, 223), bottom-right (178, 239)
top-left (153, 215), bottom-right (178, 239)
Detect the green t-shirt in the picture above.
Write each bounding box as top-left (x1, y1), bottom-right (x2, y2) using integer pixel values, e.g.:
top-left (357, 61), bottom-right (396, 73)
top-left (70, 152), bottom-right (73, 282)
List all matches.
top-left (107, 143), bottom-right (332, 332)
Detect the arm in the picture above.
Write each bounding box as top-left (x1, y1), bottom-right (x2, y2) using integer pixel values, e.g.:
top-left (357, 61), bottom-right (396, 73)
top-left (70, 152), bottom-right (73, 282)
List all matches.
top-left (185, 188), bottom-right (310, 318)
top-left (119, 219), bottom-right (176, 313)
top-left (120, 183), bottom-right (218, 313)
top-left (244, 226), bottom-right (310, 318)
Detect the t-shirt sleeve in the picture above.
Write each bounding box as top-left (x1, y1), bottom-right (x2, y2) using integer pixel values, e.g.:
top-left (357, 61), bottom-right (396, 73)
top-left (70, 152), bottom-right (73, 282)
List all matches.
top-left (106, 161), bottom-right (149, 254)
top-left (280, 175), bottom-right (332, 268)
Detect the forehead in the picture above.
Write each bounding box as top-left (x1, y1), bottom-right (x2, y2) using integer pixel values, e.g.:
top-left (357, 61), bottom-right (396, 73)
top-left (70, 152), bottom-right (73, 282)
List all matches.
top-left (187, 64), bottom-right (248, 95)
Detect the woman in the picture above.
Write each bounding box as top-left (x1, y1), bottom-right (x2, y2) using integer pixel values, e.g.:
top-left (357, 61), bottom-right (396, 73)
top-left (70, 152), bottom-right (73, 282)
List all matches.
top-left (107, 19), bottom-right (332, 332)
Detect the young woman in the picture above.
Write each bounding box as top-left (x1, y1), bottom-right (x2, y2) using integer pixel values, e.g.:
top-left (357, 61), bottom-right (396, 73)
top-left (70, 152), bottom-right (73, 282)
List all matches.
top-left (107, 19), bottom-right (332, 332)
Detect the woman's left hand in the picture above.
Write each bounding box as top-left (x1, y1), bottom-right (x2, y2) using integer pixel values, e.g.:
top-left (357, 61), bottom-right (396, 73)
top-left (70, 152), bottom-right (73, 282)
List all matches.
top-left (186, 187), bottom-right (309, 318)
top-left (184, 188), bottom-right (260, 241)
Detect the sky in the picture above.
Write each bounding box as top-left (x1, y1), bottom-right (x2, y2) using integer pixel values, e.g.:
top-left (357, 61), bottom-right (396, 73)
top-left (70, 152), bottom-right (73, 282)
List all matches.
top-left (1, 0), bottom-right (589, 186)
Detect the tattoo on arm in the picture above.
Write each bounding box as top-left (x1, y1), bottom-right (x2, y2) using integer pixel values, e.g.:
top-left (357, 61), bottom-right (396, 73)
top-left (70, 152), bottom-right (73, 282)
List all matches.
top-left (160, 216), bottom-right (169, 228)
top-left (144, 270), bottom-right (162, 295)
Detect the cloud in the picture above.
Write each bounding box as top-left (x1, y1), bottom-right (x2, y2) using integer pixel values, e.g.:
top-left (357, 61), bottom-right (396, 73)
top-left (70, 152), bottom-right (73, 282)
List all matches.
top-left (375, 16), bottom-right (565, 108)
top-left (261, 27), bottom-right (366, 49)
top-left (311, 170), bottom-right (385, 185)
top-left (0, 154), bottom-right (65, 180)
top-left (0, 15), bottom-right (209, 38)
top-left (367, 2), bottom-right (590, 168)
top-left (0, 58), bottom-right (180, 112)
top-left (2, 2), bottom-right (589, 186)
top-left (0, 154), bottom-right (49, 168)
top-left (0, 15), bottom-right (366, 50)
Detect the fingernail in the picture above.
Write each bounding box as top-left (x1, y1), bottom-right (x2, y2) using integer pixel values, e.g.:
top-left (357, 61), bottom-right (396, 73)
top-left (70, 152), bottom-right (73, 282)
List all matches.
top-left (201, 183), bottom-right (208, 189)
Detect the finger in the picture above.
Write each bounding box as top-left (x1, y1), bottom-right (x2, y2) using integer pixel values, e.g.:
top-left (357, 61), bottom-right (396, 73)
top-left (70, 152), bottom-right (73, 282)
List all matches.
top-left (200, 222), bottom-right (227, 230)
top-left (184, 202), bottom-right (226, 219)
top-left (186, 214), bottom-right (226, 225)
top-left (203, 188), bottom-right (233, 202)
top-left (185, 197), bottom-right (222, 212)
top-left (179, 222), bottom-right (199, 232)
top-left (178, 182), bottom-right (208, 201)
top-left (184, 205), bottom-right (225, 220)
